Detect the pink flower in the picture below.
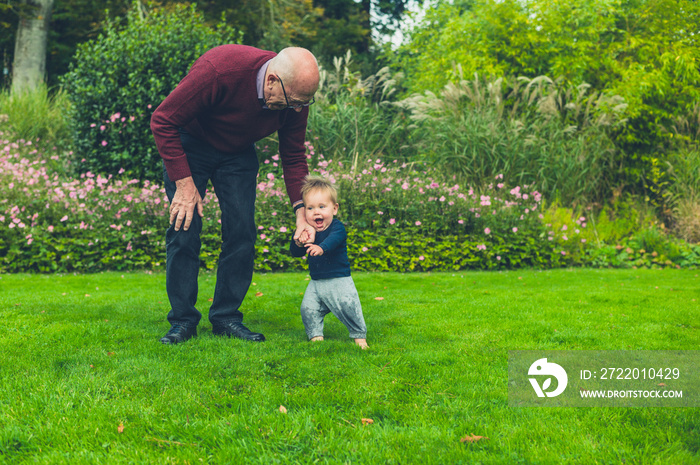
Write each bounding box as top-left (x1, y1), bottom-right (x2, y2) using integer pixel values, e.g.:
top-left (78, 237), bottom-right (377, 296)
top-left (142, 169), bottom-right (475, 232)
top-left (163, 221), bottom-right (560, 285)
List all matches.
top-left (477, 244), bottom-right (486, 251)
top-left (484, 228), bottom-right (491, 234)
top-left (418, 255), bottom-right (425, 261)
top-left (260, 234), bottom-right (266, 239)
top-left (562, 225), bottom-right (568, 231)
top-left (512, 227), bottom-right (518, 233)
top-left (497, 256), bottom-right (501, 261)
top-left (101, 140), bottom-right (108, 146)
top-left (280, 226), bottom-right (287, 233)
top-left (415, 221), bottom-right (421, 226)
top-left (267, 173), bottom-right (274, 180)
top-left (362, 247), bottom-right (369, 252)
top-left (60, 215), bottom-right (68, 222)
top-left (458, 219), bottom-right (464, 224)
top-left (378, 211), bottom-right (383, 215)
top-left (561, 251), bottom-right (567, 255)
top-left (48, 225), bottom-right (54, 232)
top-left (389, 218), bottom-right (396, 225)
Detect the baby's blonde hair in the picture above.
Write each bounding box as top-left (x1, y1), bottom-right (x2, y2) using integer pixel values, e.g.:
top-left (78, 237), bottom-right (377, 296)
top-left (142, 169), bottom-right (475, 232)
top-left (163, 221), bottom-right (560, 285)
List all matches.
top-left (301, 175), bottom-right (338, 204)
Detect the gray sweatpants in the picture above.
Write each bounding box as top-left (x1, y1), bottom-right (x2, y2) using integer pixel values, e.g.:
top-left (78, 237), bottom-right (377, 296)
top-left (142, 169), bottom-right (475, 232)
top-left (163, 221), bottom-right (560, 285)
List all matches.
top-left (300, 276), bottom-right (367, 340)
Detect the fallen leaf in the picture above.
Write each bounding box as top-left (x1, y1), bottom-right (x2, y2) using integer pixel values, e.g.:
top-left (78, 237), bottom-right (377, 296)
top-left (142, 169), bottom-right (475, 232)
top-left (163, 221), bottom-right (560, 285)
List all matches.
top-left (107, 352), bottom-right (115, 357)
top-left (461, 434), bottom-right (488, 443)
top-left (255, 292), bottom-right (263, 297)
top-left (85, 294), bottom-right (91, 297)
top-left (658, 383), bottom-right (666, 387)
top-left (208, 298), bottom-right (213, 302)
top-left (117, 423), bottom-right (124, 433)
top-left (279, 405), bottom-right (288, 414)
top-left (374, 297), bottom-right (384, 301)
top-left (252, 282), bottom-right (257, 286)
top-left (361, 418), bottom-right (374, 426)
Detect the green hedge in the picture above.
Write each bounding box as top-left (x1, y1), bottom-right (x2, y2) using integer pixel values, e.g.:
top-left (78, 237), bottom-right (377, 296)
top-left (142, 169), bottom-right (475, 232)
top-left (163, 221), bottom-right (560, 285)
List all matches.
top-left (2, 137), bottom-right (698, 273)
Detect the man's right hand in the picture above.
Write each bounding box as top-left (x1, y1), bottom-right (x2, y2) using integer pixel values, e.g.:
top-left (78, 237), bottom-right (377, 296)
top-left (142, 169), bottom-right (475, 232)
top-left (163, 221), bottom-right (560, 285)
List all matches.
top-left (169, 176), bottom-right (204, 231)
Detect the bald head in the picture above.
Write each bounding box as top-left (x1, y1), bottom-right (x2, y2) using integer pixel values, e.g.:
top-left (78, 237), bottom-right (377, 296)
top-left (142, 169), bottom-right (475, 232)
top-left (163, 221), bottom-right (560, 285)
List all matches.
top-left (269, 47), bottom-right (320, 101)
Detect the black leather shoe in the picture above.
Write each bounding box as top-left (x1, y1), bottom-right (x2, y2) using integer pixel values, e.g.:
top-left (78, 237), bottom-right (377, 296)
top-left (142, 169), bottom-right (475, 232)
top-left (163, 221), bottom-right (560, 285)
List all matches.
top-left (160, 324), bottom-right (197, 344)
top-left (212, 322), bottom-right (265, 342)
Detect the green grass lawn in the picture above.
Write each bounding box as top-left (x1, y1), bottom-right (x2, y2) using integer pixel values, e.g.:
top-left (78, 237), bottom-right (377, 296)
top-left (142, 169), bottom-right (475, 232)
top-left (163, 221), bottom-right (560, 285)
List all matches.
top-left (1, 269), bottom-right (698, 464)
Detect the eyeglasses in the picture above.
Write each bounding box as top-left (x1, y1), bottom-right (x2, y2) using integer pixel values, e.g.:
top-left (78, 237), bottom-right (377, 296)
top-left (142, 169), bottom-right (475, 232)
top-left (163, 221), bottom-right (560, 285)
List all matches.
top-left (276, 74), bottom-right (315, 109)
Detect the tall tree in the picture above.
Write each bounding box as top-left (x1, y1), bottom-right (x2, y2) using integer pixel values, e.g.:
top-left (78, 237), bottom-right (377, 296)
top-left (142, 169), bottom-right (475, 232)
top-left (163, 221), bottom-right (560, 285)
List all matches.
top-left (11, 0), bottom-right (54, 93)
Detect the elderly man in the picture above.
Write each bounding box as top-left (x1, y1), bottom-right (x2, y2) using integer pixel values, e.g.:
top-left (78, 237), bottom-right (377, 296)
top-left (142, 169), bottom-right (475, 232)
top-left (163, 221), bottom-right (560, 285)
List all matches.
top-left (151, 45), bottom-right (319, 344)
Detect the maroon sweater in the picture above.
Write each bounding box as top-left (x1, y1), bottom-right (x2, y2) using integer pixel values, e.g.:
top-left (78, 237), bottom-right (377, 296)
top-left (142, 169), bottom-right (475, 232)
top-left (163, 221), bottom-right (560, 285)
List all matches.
top-left (150, 44), bottom-right (309, 204)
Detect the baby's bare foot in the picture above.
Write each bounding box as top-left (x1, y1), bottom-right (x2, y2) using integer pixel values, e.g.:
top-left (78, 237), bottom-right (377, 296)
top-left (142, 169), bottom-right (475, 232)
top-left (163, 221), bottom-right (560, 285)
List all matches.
top-left (354, 338), bottom-right (369, 349)
top-left (309, 336), bottom-right (324, 342)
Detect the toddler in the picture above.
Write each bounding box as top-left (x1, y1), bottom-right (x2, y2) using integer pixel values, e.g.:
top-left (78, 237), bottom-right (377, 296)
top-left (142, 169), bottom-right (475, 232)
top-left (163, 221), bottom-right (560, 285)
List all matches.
top-left (290, 175), bottom-right (368, 349)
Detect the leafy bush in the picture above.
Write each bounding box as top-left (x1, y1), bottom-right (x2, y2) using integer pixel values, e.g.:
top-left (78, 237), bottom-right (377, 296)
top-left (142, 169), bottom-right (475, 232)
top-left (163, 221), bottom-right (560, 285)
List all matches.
top-left (60, 4), bottom-right (241, 182)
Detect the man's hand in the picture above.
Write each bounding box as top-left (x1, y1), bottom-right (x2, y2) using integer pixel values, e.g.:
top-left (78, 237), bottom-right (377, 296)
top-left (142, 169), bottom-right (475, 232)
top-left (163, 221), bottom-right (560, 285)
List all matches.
top-left (305, 244), bottom-right (324, 256)
top-left (293, 206), bottom-right (316, 245)
top-left (170, 176), bottom-right (204, 231)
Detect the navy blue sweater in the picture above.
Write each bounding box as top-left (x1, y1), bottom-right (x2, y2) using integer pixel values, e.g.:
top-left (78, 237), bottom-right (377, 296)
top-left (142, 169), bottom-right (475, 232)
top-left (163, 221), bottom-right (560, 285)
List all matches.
top-left (290, 219), bottom-right (351, 280)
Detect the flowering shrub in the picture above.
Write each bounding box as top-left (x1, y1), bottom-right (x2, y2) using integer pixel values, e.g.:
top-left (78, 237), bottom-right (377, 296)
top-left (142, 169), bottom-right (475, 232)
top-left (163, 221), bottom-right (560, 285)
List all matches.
top-left (1, 135), bottom-right (698, 273)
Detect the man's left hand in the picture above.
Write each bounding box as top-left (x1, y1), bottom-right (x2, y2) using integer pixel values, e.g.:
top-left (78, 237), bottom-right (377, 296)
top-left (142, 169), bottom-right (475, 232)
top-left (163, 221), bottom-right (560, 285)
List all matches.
top-left (293, 206), bottom-right (316, 245)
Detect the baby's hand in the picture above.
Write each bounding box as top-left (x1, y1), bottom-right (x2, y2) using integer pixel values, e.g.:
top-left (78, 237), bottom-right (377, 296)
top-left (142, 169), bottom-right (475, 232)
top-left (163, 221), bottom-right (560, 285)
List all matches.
top-left (298, 230), bottom-right (310, 244)
top-left (305, 244), bottom-right (324, 256)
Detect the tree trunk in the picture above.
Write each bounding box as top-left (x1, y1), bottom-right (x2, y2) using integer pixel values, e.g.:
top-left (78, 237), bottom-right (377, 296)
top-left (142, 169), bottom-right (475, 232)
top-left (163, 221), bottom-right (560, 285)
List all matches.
top-left (12, 0), bottom-right (54, 94)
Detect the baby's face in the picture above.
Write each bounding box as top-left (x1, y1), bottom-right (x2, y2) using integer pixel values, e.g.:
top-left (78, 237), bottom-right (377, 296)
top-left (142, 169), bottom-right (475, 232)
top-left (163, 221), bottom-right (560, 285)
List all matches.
top-left (303, 189), bottom-right (338, 232)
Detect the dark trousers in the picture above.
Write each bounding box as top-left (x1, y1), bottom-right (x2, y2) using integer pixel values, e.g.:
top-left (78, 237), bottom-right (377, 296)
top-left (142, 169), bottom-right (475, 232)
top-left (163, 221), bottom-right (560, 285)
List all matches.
top-left (163, 131), bottom-right (259, 328)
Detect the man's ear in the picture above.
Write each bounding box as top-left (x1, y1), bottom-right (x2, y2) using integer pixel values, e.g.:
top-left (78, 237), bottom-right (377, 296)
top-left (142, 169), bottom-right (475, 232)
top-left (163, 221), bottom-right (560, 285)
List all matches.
top-left (266, 72), bottom-right (277, 89)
